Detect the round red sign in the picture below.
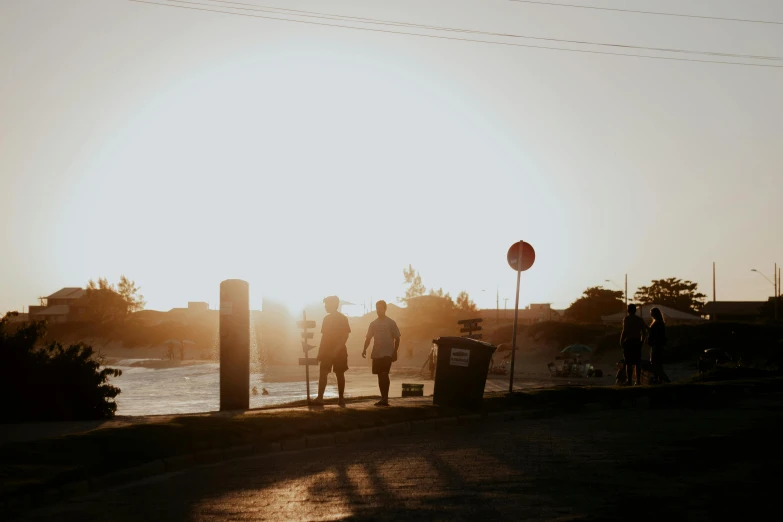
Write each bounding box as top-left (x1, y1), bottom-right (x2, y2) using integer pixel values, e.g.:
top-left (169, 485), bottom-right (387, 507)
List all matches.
top-left (507, 241), bottom-right (535, 272)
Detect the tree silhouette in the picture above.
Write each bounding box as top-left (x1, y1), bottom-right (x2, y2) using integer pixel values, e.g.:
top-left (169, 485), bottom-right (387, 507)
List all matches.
top-left (401, 265), bottom-right (426, 303)
top-left (429, 287), bottom-right (454, 307)
top-left (565, 286), bottom-right (625, 323)
top-left (0, 313), bottom-right (122, 421)
top-left (455, 291), bottom-right (477, 312)
top-left (634, 278), bottom-right (706, 313)
top-left (85, 275), bottom-right (145, 322)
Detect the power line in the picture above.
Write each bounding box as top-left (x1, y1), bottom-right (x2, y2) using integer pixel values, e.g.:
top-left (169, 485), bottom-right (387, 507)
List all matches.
top-left (126, 0), bottom-right (783, 68)
top-left (181, 0), bottom-right (783, 61)
top-left (508, 1), bottom-right (783, 26)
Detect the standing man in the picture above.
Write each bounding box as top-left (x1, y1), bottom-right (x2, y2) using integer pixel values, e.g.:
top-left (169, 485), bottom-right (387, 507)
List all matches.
top-left (362, 300), bottom-right (401, 407)
top-left (620, 303), bottom-right (648, 386)
top-left (314, 296), bottom-right (351, 407)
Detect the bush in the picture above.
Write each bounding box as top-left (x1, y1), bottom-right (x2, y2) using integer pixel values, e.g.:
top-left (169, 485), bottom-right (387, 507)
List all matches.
top-left (0, 313), bottom-right (122, 422)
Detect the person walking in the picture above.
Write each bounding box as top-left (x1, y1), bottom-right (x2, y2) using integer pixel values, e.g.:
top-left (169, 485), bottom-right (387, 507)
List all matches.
top-left (620, 303), bottom-right (648, 386)
top-left (647, 307), bottom-right (670, 384)
top-left (314, 296), bottom-right (351, 407)
top-left (362, 300), bottom-right (401, 407)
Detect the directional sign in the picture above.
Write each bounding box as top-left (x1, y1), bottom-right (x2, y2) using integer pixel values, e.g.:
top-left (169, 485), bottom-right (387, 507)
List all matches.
top-left (299, 358), bottom-right (318, 366)
top-left (460, 326), bottom-right (482, 333)
top-left (507, 241), bottom-right (535, 272)
top-left (301, 332), bottom-right (314, 339)
top-left (457, 318), bottom-right (483, 325)
top-left (302, 342), bottom-right (316, 352)
top-left (296, 320), bottom-right (316, 329)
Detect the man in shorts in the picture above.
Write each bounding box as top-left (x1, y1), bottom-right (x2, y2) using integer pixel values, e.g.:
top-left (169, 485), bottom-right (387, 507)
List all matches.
top-left (620, 303), bottom-right (648, 386)
top-left (362, 300), bottom-right (401, 407)
top-left (314, 295), bottom-right (351, 407)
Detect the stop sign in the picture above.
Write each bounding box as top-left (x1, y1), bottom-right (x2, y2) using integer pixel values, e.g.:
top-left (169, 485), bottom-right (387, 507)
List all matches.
top-left (507, 241), bottom-right (535, 272)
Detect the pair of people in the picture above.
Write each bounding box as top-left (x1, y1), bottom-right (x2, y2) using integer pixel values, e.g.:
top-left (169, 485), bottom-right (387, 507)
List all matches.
top-left (619, 304), bottom-right (668, 385)
top-left (312, 297), bottom-right (401, 407)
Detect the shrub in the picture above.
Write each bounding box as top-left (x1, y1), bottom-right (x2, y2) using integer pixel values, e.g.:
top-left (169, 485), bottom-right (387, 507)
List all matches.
top-left (0, 313), bottom-right (122, 422)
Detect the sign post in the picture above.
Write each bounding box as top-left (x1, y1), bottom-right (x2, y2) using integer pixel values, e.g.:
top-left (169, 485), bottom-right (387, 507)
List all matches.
top-left (458, 318), bottom-right (483, 339)
top-left (296, 312), bottom-right (317, 404)
top-left (506, 240), bottom-right (535, 394)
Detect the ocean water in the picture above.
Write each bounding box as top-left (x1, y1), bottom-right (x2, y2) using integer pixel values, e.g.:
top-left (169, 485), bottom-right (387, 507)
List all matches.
top-left (110, 360), bottom-right (336, 416)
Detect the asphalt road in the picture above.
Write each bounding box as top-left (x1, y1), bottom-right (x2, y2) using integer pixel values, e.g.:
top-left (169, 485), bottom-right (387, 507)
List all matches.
top-left (18, 394), bottom-right (783, 522)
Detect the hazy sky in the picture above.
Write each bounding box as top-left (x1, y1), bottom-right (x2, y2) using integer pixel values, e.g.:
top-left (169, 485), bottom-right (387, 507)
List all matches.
top-left (2, 0), bottom-right (782, 315)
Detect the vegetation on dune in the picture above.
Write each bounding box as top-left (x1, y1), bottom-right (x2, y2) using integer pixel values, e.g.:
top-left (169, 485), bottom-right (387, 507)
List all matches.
top-left (634, 277), bottom-right (706, 313)
top-left (0, 313), bottom-right (122, 422)
top-left (564, 287), bottom-right (625, 323)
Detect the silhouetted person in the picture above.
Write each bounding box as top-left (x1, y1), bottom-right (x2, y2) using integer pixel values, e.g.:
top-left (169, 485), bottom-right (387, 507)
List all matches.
top-left (363, 300), bottom-right (401, 406)
top-left (648, 307), bottom-right (670, 384)
top-left (620, 303), bottom-right (648, 385)
top-left (314, 296), bottom-right (351, 407)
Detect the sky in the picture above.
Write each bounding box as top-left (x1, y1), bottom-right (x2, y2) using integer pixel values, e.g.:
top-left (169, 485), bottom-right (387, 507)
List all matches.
top-left (1, 0), bottom-right (782, 316)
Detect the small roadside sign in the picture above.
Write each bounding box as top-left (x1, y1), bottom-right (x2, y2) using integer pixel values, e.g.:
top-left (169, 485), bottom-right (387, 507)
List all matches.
top-left (297, 311), bottom-right (317, 404)
top-left (460, 326), bottom-right (482, 333)
top-left (458, 317), bottom-right (483, 338)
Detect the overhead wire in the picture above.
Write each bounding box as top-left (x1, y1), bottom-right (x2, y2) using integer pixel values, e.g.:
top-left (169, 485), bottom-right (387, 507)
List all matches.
top-left (508, 1), bottom-right (783, 26)
top-left (191, 0), bottom-right (783, 61)
top-left (126, 0), bottom-right (783, 68)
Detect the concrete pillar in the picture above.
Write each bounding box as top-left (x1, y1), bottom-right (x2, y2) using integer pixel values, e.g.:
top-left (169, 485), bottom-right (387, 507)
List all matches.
top-left (220, 279), bottom-right (249, 411)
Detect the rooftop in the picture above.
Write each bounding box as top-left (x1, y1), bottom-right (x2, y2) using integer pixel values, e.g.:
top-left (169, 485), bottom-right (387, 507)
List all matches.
top-left (699, 301), bottom-right (766, 316)
top-left (45, 288), bottom-right (85, 300)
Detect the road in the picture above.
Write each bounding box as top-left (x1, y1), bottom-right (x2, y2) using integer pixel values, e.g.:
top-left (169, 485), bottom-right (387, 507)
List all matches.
top-left (18, 394), bottom-right (782, 521)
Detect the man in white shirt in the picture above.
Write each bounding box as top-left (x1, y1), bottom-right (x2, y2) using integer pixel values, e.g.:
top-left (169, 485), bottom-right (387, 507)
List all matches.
top-left (362, 300), bottom-right (401, 407)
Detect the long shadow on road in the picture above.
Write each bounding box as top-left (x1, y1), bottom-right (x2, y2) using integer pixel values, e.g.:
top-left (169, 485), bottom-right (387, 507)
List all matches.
top-left (18, 395), bottom-right (783, 522)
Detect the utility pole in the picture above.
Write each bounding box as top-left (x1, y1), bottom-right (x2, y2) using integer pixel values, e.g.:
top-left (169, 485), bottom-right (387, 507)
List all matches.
top-left (624, 273), bottom-right (628, 306)
top-left (772, 263), bottom-right (780, 322)
top-left (496, 287), bottom-right (499, 324)
top-left (503, 298), bottom-right (509, 320)
top-left (713, 262), bottom-right (716, 302)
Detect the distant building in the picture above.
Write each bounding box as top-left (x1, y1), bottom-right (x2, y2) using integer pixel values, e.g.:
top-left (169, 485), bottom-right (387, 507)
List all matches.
top-left (479, 303), bottom-right (562, 324)
top-left (168, 301), bottom-right (210, 314)
top-left (27, 287), bottom-right (87, 324)
top-left (699, 301), bottom-right (766, 322)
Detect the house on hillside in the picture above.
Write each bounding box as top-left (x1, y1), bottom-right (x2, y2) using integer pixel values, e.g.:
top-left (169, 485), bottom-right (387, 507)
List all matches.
top-left (168, 301), bottom-right (210, 314)
top-left (699, 301), bottom-right (767, 322)
top-left (479, 303), bottom-right (562, 325)
top-left (602, 304), bottom-right (705, 325)
top-left (26, 287), bottom-right (89, 324)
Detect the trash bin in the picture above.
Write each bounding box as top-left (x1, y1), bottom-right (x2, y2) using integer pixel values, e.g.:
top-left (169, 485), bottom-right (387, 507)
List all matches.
top-left (432, 336), bottom-right (497, 408)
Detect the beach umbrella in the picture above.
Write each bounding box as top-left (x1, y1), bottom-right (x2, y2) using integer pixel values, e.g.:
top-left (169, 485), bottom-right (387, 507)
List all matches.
top-left (561, 344), bottom-right (592, 355)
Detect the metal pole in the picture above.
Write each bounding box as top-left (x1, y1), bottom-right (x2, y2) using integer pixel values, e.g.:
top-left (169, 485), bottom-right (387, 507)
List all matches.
top-left (624, 274), bottom-right (628, 306)
top-left (772, 263), bottom-right (779, 322)
top-left (496, 287), bottom-right (499, 324)
top-left (303, 311), bottom-right (310, 404)
top-left (713, 262), bottom-right (716, 302)
top-left (509, 241), bottom-right (523, 394)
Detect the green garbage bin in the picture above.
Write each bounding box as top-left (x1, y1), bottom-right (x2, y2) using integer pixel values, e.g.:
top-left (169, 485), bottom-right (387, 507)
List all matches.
top-left (432, 336), bottom-right (497, 408)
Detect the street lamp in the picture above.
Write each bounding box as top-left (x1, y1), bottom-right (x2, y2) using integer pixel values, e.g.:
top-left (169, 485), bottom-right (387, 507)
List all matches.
top-left (752, 267), bottom-right (779, 321)
top-left (751, 269), bottom-right (775, 286)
